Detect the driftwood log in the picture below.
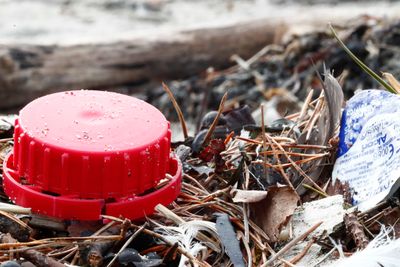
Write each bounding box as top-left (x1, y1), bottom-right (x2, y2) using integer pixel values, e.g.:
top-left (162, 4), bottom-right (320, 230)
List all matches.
top-left (0, 19), bottom-right (285, 110)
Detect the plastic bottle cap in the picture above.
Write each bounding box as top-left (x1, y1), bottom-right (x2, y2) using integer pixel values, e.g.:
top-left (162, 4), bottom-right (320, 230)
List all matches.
top-left (3, 90), bottom-right (182, 220)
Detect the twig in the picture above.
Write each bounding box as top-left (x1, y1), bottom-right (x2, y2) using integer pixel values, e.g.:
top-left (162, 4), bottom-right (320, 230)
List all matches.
top-left (265, 134), bottom-right (327, 194)
top-left (235, 137), bottom-right (328, 149)
top-left (0, 203), bottom-right (31, 214)
top-left (183, 174), bottom-right (210, 194)
top-left (296, 89), bottom-right (314, 123)
top-left (102, 215), bottom-right (209, 267)
top-left (48, 245), bottom-right (78, 258)
top-left (0, 210), bottom-right (32, 232)
top-left (311, 247), bottom-right (335, 267)
top-left (106, 223), bottom-right (147, 267)
top-left (162, 82), bottom-right (188, 139)
top-left (260, 105), bottom-right (269, 187)
top-left (246, 44), bottom-right (283, 66)
top-left (59, 245), bottom-right (79, 263)
top-left (258, 150), bottom-right (328, 158)
top-left (0, 233), bottom-right (65, 267)
top-left (262, 221), bottom-right (323, 266)
top-left (58, 221), bottom-right (116, 263)
top-left (303, 92), bottom-right (323, 141)
top-left (231, 219), bottom-right (275, 255)
top-left (70, 250), bottom-right (80, 266)
top-left (231, 54), bottom-right (264, 82)
top-left (264, 133), bottom-right (297, 193)
top-left (288, 237), bottom-right (316, 265)
top-left (0, 236), bottom-right (121, 249)
top-left (243, 164), bottom-right (250, 243)
top-left (302, 184), bottom-right (329, 198)
top-left (382, 72), bottom-right (400, 93)
top-left (279, 257), bottom-right (297, 267)
top-left (252, 154), bottom-right (328, 169)
top-left (202, 92), bottom-right (228, 147)
top-left (237, 231), bottom-right (252, 267)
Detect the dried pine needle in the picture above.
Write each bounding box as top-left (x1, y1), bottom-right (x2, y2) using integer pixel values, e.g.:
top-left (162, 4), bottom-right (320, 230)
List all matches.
top-left (162, 82), bottom-right (189, 139)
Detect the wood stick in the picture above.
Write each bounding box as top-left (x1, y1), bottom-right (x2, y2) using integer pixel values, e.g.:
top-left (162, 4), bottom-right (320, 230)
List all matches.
top-left (106, 223), bottom-right (147, 267)
top-left (288, 237), bottom-right (316, 265)
top-left (0, 232), bottom-right (65, 267)
top-left (262, 221), bottom-right (322, 266)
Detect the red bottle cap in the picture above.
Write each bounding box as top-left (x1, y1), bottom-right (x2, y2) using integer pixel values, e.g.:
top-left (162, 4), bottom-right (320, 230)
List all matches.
top-left (3, 90), bottom-right (182, 220)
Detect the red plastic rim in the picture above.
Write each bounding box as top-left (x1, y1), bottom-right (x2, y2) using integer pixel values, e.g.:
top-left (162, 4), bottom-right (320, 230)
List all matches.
top-left (3, 152), bottom-right (182, 220)
top-left (3, 90), bottom-right (182, 220)
top-left (13, 90), bottom-right (172, 199)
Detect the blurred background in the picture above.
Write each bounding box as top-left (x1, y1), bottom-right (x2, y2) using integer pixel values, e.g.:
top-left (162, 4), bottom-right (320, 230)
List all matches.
top-left (1, 0), bottom-right (400, 139)
top-left (0, 0), bottom-right (399, 45)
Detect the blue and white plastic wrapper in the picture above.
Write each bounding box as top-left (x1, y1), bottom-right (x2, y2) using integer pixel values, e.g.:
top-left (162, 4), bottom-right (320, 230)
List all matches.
top-left (333, 90), bottom-right (400, 211)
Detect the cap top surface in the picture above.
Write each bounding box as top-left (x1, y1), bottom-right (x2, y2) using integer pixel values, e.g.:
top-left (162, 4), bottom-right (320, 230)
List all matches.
top-left (19, 90), bottom-right (168, 153)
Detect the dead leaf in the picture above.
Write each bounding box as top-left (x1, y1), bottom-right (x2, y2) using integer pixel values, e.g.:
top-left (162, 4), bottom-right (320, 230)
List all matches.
top-left (231, 189), bottom-right (268, 203)
top-left (250, 186), bottom-right (299, 242)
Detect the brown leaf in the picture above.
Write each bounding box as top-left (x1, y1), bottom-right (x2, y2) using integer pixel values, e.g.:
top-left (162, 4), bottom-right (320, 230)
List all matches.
top-left (250, 186), bottom-right (299, 242)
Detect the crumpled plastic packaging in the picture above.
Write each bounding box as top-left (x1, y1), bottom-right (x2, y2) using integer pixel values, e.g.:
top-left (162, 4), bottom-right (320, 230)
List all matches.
top-left (333, 90), bottom-right (400, 211)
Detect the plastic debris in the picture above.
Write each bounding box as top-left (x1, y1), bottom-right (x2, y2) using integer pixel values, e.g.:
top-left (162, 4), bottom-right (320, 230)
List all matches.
top-left (333, 89), bottom-right (400, 210)
top-left (291, 195), bottom-right (345, 239)
top-left (328, 227), bottom-right (400, 267)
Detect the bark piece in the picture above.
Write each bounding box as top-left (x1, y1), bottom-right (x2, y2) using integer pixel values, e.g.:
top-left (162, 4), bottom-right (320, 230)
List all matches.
top-left (344, 212), bottom-right (369, 250)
